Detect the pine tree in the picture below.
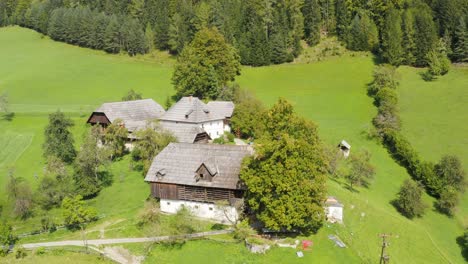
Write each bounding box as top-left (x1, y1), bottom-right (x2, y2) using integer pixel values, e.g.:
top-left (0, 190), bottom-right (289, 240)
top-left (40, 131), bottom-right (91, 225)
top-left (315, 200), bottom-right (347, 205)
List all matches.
top-left (335, 0), bottom-right (350, 41)
top-left (319, 0), bottom-right (335, 34)
top-left (104, 15), bottom-right (121, 54)
top-left (94, 12), bottom-right (109, 50)
top-left (303, 0), bottom-right (321, 46)
top-left (382, 8), bottom-right (403, 65)
top-left (401, 9), bottom-right (416, 65)
top-left (145, 23), bottom-right (155, 52)
top-left (347, 12), bottom-right (377, 52)
top-left (452, 16), bottom-right (467, 62)
top-left (154, 0), bottom-right (170, 50)
top-left (413, 5), bottom-right (437, 66)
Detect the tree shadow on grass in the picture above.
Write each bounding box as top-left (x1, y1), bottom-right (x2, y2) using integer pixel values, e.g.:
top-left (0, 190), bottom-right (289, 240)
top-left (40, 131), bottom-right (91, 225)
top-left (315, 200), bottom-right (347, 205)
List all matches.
top-left (456, 234), bottom-right (468, 262)
top-left (419, 71), bottom-right (436, 82)
top-left (2, 112), bottom-right (15, 121)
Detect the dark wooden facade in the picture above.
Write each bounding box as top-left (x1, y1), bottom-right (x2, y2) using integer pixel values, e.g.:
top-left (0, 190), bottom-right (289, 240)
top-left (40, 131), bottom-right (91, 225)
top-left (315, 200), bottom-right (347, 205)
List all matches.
top-left (87, 112), bottom-right (111, 126)
top-left (150, 183), bottom-right (242, 203)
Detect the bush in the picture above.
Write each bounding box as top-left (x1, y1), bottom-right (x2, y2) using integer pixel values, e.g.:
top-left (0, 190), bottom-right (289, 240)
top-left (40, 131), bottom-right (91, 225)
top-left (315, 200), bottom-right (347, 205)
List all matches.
top-left (436, 187), bottom-right (459, 216)
top-left (233, 220), bottom-right (255, 241)
top-left (35, 247), bottom-right (46, 255)
top-left (368, 65), bottom-right (399, 95)
top-left (137, 199), bottom-right (160, 228)
top-left (394, 180), bottom-right (427, 218)
top-left (169, 206), bottom-right (195, 235)
top-left (14, 246), bottom-right (27, 259)
top-left (426, 49), bottom-right (450, 78)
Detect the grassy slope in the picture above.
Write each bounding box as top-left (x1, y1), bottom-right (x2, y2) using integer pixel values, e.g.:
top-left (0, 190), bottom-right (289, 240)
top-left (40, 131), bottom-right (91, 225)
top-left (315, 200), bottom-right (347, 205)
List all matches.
top-left (0, 26), bottom-right (173, 113)
top-left (0, 27), bottom-right (466, 263)
top-left (237, 58), bottom-right (466, 263)
top-left (398, 66), bottom-right (468, 225)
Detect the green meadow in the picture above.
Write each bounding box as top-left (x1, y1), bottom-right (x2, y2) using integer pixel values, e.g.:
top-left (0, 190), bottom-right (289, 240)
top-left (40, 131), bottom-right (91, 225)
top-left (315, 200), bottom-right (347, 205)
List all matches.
top-left (0, 26), bottom-right (467, 263)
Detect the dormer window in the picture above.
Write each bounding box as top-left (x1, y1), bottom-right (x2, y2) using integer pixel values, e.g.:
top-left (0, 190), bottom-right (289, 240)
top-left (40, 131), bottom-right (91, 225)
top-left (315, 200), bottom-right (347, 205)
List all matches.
top-left (194, 161), bottom-right (217, 182)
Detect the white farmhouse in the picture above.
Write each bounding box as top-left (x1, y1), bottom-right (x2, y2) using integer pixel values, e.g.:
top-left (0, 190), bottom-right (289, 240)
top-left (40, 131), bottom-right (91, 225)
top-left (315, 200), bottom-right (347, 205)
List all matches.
top-left (325, 196), bottom-right (344, 224)
top-left (144, 143), bottom-right (252, 223)
top-left (160, 96), bottom-right (234, 139)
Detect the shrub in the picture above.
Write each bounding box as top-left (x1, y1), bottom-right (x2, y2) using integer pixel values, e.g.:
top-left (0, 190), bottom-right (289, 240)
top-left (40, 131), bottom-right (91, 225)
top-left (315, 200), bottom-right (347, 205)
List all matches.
top-left (137, 199), bottom-right (160, 228)
top-left (394, 179), bottom-right (427, 218)
top-left (233, 220), bottom-right (255, 241)
top-left (14, 246), bottom-right (27, 259)
top-left (368, 65), bottom-right (399, 95)
top-left (436, 187), bottom-right (459, 216)
top-left (35, 247), bottom-right (46, 255)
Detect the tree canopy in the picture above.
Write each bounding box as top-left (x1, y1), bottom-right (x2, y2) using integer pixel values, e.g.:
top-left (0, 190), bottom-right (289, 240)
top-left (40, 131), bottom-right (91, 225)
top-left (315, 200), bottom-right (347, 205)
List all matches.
top-left (43, 111), bottom-right (76, 163)
top-left (240, 98), bottom-right (327, 233)
top-left (172, 27), bottom-right (240, 100)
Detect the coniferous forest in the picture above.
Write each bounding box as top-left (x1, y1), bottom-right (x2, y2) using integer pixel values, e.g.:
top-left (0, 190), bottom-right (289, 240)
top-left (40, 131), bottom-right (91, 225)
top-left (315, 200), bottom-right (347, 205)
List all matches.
top-left (0, 0), bottom-right (467, 66)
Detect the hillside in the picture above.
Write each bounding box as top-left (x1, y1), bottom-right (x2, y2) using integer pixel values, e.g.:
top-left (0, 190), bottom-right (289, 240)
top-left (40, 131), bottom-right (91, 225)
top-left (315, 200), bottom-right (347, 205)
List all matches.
top-left (0, 27), bottom-right (467, 263)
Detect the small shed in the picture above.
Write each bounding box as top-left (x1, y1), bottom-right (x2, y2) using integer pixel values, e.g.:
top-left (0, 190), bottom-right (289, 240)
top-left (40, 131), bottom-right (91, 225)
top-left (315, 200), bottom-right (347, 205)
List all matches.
top-left (338, 140), bottom-right (351, 158)
top-left (325, 196), bottom-right (343, 224)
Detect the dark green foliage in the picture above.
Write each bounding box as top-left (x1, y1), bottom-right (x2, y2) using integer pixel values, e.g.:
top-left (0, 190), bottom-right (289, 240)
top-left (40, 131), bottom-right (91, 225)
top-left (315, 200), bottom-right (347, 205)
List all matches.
top-left (35, 174), bottom-right (72, 210)
top-left (303, 0), bottom-right (321, 46)
top-left (230, 89), bottom-right (267, 139)
top-left (335, 0), bottom-right (350, 41)
top-left (153, 0), bottom-right (170, 50)
top-left (368, 65), bottom-right (399, 96)
top-left (103, 119), bottom-right (128, 159)
top-left (395, 179), bottom-right (427, 218)
top-left (43, 111), bottom-right (76, 163)
top-left (240, 98), bottom-right (327, 233)
top-left (103, 15), bottom-right (121, 54)
top-left (452, 17), bottom-right (468, 62)
top-left (73, 126), bottom-right (109, 198)
top-left (381, 8), bottom-right (403, 65)
top-left (413, 5), bottom-right (437, 66)
top-left (122, 89), bottom-right (142, 101)
top-left (435, 155), bottom-right (466, 193)
top-left (347, 12), bottom-right (378, 51)
top-left (401, 9), bottom-right (416, 65)
top-left (0, 222), bottom-right (17, 256)
top-left (172, 27), bottom-right (240, 99)
top-left (435, 187), bottom-right (459, 216)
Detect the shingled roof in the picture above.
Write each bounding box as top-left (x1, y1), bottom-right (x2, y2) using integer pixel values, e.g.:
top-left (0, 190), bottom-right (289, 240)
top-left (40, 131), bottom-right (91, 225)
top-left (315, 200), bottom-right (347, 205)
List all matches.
top-left (160, 97), bottom-right (232, 123)
top-left (206, 101), bottom-right (235, 118)
top-left (145, 143), bottom-right (252, 189)
top-left (90, 99), bottom-right (165, 131)
top-left (160, 122), bottom-right (210, 143)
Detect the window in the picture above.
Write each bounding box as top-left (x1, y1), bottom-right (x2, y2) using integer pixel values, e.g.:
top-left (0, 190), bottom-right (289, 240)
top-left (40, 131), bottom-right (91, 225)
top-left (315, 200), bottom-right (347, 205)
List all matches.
top-left (194, 205), bottom-right (199, 209)
top-left (200, 173), bottom-right (204, 179)
top-left (209, 207), bottom-right (213, 211)
top-left (167, 202), bottom-right (171, 205)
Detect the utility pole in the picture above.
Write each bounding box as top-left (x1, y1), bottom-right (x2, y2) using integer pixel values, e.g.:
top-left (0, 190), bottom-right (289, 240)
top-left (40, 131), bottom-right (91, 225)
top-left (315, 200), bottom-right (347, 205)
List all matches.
top-left (379, 233), bottom-right (392, 264)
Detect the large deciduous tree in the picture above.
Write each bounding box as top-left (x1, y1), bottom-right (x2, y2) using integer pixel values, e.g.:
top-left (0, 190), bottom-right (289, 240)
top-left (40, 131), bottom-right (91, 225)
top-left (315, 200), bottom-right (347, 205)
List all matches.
top-left (240, 98), bottom-right (327, 233)
top-left (43, 111), bottom-right (76, 163)
top-left (345, 149), bottom-right (375, 189)
top-left (172, 27), bottom-right (241, 100)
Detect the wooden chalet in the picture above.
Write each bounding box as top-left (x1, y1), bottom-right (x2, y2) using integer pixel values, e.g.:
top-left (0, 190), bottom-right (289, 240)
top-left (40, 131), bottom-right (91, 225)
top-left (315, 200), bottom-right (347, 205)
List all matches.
top-left (144, 143), bottom-right (252, 222)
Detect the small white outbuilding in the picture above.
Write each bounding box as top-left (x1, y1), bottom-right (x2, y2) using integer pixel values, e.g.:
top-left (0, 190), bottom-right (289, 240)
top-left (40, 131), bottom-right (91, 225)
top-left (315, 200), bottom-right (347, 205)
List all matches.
top-left (338, 140), bottom-right (351, 158)
top-left (325, 196), bottom-right (343, 224)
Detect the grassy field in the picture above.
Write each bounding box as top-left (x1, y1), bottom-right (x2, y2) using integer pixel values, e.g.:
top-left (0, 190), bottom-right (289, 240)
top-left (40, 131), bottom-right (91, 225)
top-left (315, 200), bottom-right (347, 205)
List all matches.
top-left (0, 26), bottom-right (467, 263)
top-left (398, 65), bottom-right (468, 223)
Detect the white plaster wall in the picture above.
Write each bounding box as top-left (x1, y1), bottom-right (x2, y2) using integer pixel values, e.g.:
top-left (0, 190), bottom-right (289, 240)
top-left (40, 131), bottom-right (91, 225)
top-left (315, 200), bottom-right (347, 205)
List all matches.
top-left (200, 120), bottom-right (225, 139)
top-left (160, 199), bottom-right (238, 224)
top-left (326, 206), bottom-right (343, 223)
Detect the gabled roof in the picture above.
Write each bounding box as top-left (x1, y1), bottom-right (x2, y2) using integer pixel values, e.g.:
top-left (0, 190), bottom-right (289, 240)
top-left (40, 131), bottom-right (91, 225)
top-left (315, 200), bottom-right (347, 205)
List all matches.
top-left (160, 97), bottom-right (231, 123)
top-left (206, 101), bottom-right (235, 118)
top-left (89, 99), bottom-right (165, 131)
top-left (160, 122), bottom-right (210, 143)
top-left (144, 143), bottom-right (252, 189)
top-left (326, 196), bottom-right (343, 208)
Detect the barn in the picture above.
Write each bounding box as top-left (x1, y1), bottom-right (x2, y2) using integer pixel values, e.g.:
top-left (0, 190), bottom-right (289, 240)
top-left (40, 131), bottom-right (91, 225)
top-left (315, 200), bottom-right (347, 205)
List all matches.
top-left (144, 143), bottom-right (252, 223)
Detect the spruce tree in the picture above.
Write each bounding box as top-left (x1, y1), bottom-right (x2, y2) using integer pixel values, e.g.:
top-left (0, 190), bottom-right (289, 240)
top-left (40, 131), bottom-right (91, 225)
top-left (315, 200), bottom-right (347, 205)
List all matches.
top-left (413, 5), bottom-right (437, 66)
top-left (104, 15), bottom-right (121, 54)
top-left (453, 16), bottom-right (467, 62)
top-left (145, 23), bottom-right (155, 52)
top-left (303, 0), bottom-right (321, 46)
top-left (382, 8), bottom-right (403, 66)
top-left (335, 0), bottom-right (349, 41)
top-left (401, 9), bottom-right (416, 65)
top-left (154, 0), bottom-right (170, 50)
